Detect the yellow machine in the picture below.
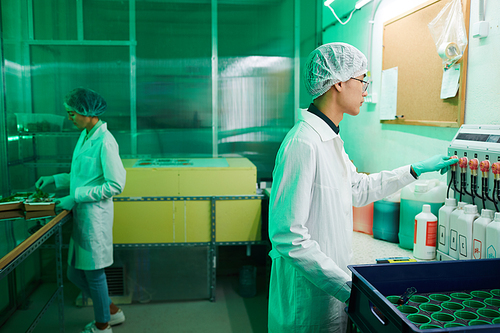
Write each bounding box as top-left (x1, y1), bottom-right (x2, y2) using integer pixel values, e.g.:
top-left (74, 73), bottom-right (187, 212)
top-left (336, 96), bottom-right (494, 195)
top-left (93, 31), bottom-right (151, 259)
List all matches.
top-left (113, 158), bottom-right (261, 244)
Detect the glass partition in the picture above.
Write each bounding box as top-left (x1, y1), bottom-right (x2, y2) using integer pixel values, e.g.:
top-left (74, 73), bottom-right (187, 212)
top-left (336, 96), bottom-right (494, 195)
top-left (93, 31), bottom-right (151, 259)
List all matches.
top-left (218, 0), bottom-right (295, 179)
top-left (1, 0), bottom-right (310, 193)
top-left (33, 0), bottom-right (78, 40)
top-left (135, 0), bottom-right (213, 156)
top-left (30, 45), bottom-right (131, 132)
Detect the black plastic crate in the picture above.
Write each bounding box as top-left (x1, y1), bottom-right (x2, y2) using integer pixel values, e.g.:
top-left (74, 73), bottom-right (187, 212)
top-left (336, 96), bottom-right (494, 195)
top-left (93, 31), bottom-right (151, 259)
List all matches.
top-left (347, 259), bottom-right (500, 332)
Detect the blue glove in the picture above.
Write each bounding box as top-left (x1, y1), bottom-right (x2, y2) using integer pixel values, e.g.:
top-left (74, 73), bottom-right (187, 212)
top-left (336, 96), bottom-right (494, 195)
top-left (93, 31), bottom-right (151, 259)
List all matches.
top-left (411, 155), bottom-right (459, 177)
top-left (55, 196), bottom-right (75, 212)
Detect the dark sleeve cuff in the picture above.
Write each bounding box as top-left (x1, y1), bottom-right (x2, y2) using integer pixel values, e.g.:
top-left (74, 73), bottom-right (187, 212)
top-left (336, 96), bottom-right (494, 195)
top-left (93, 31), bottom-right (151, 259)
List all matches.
top-left (410, 166), bottom-right (418, 179)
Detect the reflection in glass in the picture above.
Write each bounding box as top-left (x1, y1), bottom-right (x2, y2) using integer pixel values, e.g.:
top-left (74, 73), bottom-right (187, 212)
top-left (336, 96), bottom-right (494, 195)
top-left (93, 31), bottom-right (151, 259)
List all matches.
top-left (1, 0), bottom-right (298, 192)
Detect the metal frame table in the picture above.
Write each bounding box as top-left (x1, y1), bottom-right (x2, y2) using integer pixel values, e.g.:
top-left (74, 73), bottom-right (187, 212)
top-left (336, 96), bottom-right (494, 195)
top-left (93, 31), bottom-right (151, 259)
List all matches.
top-left (113, 194), bottom-right (268, 302)
top-left (0, 211), bottom-right (71, 333)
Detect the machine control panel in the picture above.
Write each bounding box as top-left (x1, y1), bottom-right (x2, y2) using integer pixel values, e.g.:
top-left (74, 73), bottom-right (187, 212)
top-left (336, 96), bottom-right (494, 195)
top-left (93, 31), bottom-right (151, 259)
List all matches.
top-left (455, 133), bottom-right (500, 143)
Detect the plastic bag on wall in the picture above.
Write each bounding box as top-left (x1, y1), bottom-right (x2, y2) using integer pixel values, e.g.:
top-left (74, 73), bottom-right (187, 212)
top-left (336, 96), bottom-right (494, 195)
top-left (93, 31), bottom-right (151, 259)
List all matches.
top-left (428, 0), bottom-right (468, 71)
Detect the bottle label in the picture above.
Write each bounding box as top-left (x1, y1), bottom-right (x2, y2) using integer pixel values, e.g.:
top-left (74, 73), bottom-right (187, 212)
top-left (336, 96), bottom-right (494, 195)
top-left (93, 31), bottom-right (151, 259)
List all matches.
top-left (414, 220), bottom-right (417, 244)
top-left (450, 229), bottom-right (458, 251)
top-left (439, 225), bottom-right (446, 246)
top-left (459, 235), bottom-right (467, 257)
top-left (487, 245), bottom-right (497, 258)
top-left (473, 239), bottom-right (482, 259)
top-left (414, 219), bottom-right (438, 247)
top-left (426, 221), bottom-right (437, 247)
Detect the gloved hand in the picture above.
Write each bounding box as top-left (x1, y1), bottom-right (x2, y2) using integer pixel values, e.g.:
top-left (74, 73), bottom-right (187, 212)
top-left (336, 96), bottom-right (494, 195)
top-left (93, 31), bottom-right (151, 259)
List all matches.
top-left (35, 176), bottom-right (55, 190)
top-left (411, 155), bottom-right (458, 177)
top-left (55, 196), bottom-right (75, 212)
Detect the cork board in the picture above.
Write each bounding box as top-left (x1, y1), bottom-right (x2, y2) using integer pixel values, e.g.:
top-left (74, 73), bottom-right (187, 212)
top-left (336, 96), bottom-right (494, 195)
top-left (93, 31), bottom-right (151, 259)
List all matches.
top-left (381, 0), bottom-right (470, 127)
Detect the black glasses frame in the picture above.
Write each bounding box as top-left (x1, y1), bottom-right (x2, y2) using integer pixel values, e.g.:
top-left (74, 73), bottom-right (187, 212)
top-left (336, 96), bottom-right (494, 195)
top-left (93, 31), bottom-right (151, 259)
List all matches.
top-left (351, 77), bottom-right (369, 93)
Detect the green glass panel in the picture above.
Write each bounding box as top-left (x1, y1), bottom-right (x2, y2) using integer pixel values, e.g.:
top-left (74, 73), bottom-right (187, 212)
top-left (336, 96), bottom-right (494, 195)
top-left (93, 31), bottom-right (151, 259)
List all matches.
top-left (30, 45), bottom-right (131, 130)
top-left (135, 1), bottom-right (212, 156)
top-left (217, 0), bottom-right (295, 179)
top-left (84, 0), bottom-right (129, 41)
top-left (33, 0), bottom-right (77, 40)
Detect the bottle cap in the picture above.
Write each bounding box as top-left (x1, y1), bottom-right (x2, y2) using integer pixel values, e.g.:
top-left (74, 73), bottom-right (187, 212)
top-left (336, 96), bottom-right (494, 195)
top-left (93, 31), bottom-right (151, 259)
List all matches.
top-left (422, 204), bottom-right (431, 213)
top-left (495, 212), bottom-right (500, 222)
top-left (458, 202), bottom-right (467, 209)
top-left (464, 205), bottom-right (478, 214)
top-left (481, 209), bottom-right (494, 219)
top-left (415, 183), bottom-right (428, 193)
top-left (445, 198), bottom-right (457, 207)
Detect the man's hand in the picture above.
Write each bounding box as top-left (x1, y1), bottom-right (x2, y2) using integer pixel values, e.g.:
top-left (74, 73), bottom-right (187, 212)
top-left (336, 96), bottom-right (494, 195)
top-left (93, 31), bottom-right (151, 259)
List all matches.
top-left (411, 155), bottom-right (459, 177)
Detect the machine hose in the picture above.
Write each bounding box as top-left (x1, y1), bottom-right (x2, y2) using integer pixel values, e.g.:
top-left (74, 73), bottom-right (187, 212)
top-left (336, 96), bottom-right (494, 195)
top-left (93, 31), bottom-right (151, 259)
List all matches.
top-left (451, 171), bottom-right (464, 201)
top-left (495, 180), bottom-right (500, 212)
top-left (471, 175), bottom-right (486, 210)
top-left (447, 174), bottom-right (453, 199)
top-left (484, 179), bottom-right (499, 212)
top-left (461, 173), bottom-right (474, 203)
top-left (480, 177), bottom-right (487, 210)
top-left (469, 175), bottom-right (476, 206)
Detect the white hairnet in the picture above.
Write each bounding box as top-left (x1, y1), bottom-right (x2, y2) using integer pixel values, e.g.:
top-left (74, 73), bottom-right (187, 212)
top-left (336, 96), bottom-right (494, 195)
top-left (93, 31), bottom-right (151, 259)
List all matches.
top-left (64, 87), bottom-right (107, 117)
top-left (304, 42), bottom-right (367, 100)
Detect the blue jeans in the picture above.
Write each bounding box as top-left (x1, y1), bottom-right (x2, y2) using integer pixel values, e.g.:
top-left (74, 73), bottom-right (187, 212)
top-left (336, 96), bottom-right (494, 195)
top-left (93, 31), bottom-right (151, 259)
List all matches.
top-left (67, 265), bottom-right (112, 323)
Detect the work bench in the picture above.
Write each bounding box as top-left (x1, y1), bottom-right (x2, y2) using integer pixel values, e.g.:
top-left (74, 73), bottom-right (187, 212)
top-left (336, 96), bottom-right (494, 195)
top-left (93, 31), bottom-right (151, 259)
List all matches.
top-left (0, 211), bottom-right (71, 333)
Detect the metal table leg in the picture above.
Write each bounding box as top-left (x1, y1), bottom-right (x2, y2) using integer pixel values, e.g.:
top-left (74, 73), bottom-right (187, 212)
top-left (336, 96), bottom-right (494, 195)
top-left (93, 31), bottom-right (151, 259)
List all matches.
top-left (55, 224), bottom-right (65, 333)
top-left (209, 197), bottom-right (217, 302)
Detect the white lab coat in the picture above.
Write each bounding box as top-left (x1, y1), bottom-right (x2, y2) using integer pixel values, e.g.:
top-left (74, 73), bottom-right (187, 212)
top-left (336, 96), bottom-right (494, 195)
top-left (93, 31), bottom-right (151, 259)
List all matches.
top-left (53, 123), bottom-right (126, 270)
top-left (268, 109), bottom-right (415, 333)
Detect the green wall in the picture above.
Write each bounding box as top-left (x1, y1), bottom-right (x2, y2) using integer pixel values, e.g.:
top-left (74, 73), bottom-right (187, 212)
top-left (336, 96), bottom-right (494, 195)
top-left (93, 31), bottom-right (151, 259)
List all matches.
top-left (319, 0), bottom-right (458, 180)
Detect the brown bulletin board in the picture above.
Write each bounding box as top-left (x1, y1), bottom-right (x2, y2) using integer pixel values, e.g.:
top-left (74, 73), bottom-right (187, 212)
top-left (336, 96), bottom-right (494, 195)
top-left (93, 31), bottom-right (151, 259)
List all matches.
top-left (381, 0), bottom-right (470, 127)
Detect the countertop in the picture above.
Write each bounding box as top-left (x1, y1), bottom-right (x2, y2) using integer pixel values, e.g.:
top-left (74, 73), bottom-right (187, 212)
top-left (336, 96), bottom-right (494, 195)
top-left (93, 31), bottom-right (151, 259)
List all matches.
top-left (351, 231), bottom-right (418, 265)
top-left (262, 187), bottom-right (419, 266)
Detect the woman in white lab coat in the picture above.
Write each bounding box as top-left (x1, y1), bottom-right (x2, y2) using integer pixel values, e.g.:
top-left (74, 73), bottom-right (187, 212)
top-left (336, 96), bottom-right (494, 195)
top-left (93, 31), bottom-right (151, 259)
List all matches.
top-left (268, 43), bottom-right (458, 333)
top-left (36, 88), bottom-right (126, 333)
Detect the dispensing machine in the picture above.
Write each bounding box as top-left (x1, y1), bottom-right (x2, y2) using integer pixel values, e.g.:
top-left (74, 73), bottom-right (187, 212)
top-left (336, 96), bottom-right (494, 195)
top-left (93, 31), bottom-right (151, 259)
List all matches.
top-left (447, 125), bottom-right (500, 212)
top-left (436, 125), bottom-right (500, 260)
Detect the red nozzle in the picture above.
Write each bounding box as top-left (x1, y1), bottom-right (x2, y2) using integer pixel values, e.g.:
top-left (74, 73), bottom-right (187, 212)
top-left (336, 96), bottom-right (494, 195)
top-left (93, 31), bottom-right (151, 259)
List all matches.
top-left (480, 160), bottom-right (490, 177)
top-left (450, 155), bottom-right (458, 171)
top-left (469, 159), bottom-right (478, 176)
top-left (469, 159), bottom-right (479, 170)
top-left (492, 162), bottom-right (500, 178)
top-left (480, 160), bottom-right (490, 172)
top-left (459, 157), bottom-right (468, 169)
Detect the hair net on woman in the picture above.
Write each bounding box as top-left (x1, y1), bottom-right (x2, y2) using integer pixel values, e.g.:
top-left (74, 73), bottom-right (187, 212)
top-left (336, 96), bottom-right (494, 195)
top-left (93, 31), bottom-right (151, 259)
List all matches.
top-left (64, 87), bottom-right (107, 117)
top-left (304, 42), bottom-right (368, 100)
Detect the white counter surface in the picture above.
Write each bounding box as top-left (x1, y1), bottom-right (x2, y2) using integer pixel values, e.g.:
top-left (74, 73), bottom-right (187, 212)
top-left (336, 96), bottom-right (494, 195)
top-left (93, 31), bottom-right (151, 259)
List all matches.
top-left (351, 231), bottom-right (418, 265)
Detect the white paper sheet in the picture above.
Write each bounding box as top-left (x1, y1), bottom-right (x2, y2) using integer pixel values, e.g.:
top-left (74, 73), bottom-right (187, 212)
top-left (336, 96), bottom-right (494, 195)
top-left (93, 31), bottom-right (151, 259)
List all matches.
top-left (440, 63), bottom-right (460, 99)
top-left (380, 67), bottom-right (398, 120)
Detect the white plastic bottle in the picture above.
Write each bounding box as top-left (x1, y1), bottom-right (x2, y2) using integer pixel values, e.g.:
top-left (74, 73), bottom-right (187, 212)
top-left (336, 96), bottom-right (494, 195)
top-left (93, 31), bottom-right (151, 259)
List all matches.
top-left (486, 212), bottom-right (500, 259)
top-left (472, 209), bottom-right (494, 259)
top-left (448, 202), bottom-right (467, 259)
top-left (414, 204), bottom-right (438, 260)
top-left (399, 180), bottom-right (447, 250)
top-left (457, 205), bottom-right (480, 260)
top-left (437, 198), bottom-right (457, 254)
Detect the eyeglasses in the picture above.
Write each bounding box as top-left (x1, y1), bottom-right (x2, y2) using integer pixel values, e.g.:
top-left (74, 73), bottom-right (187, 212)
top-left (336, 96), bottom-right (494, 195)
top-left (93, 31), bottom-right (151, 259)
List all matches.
top-left (351, 77), bottom-right (370, 93)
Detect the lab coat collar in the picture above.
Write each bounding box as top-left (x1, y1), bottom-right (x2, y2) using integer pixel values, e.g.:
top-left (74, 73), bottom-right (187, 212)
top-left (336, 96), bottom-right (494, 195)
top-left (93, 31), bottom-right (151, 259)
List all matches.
top-left (88, 122), bottom-right (107, 142)
top-left (307, 103), bottom-right (339, 135)
top-left (75, 122), bottom-right (108, 156)
top-left (299, 109), bottom-right (339, 142)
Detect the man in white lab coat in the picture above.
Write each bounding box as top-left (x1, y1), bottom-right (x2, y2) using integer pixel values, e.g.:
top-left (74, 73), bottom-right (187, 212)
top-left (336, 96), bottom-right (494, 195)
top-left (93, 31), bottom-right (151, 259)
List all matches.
top-left (268, 43), bottom-right (458, 333)
top-left (36, 88), bottom-right (126, 333)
